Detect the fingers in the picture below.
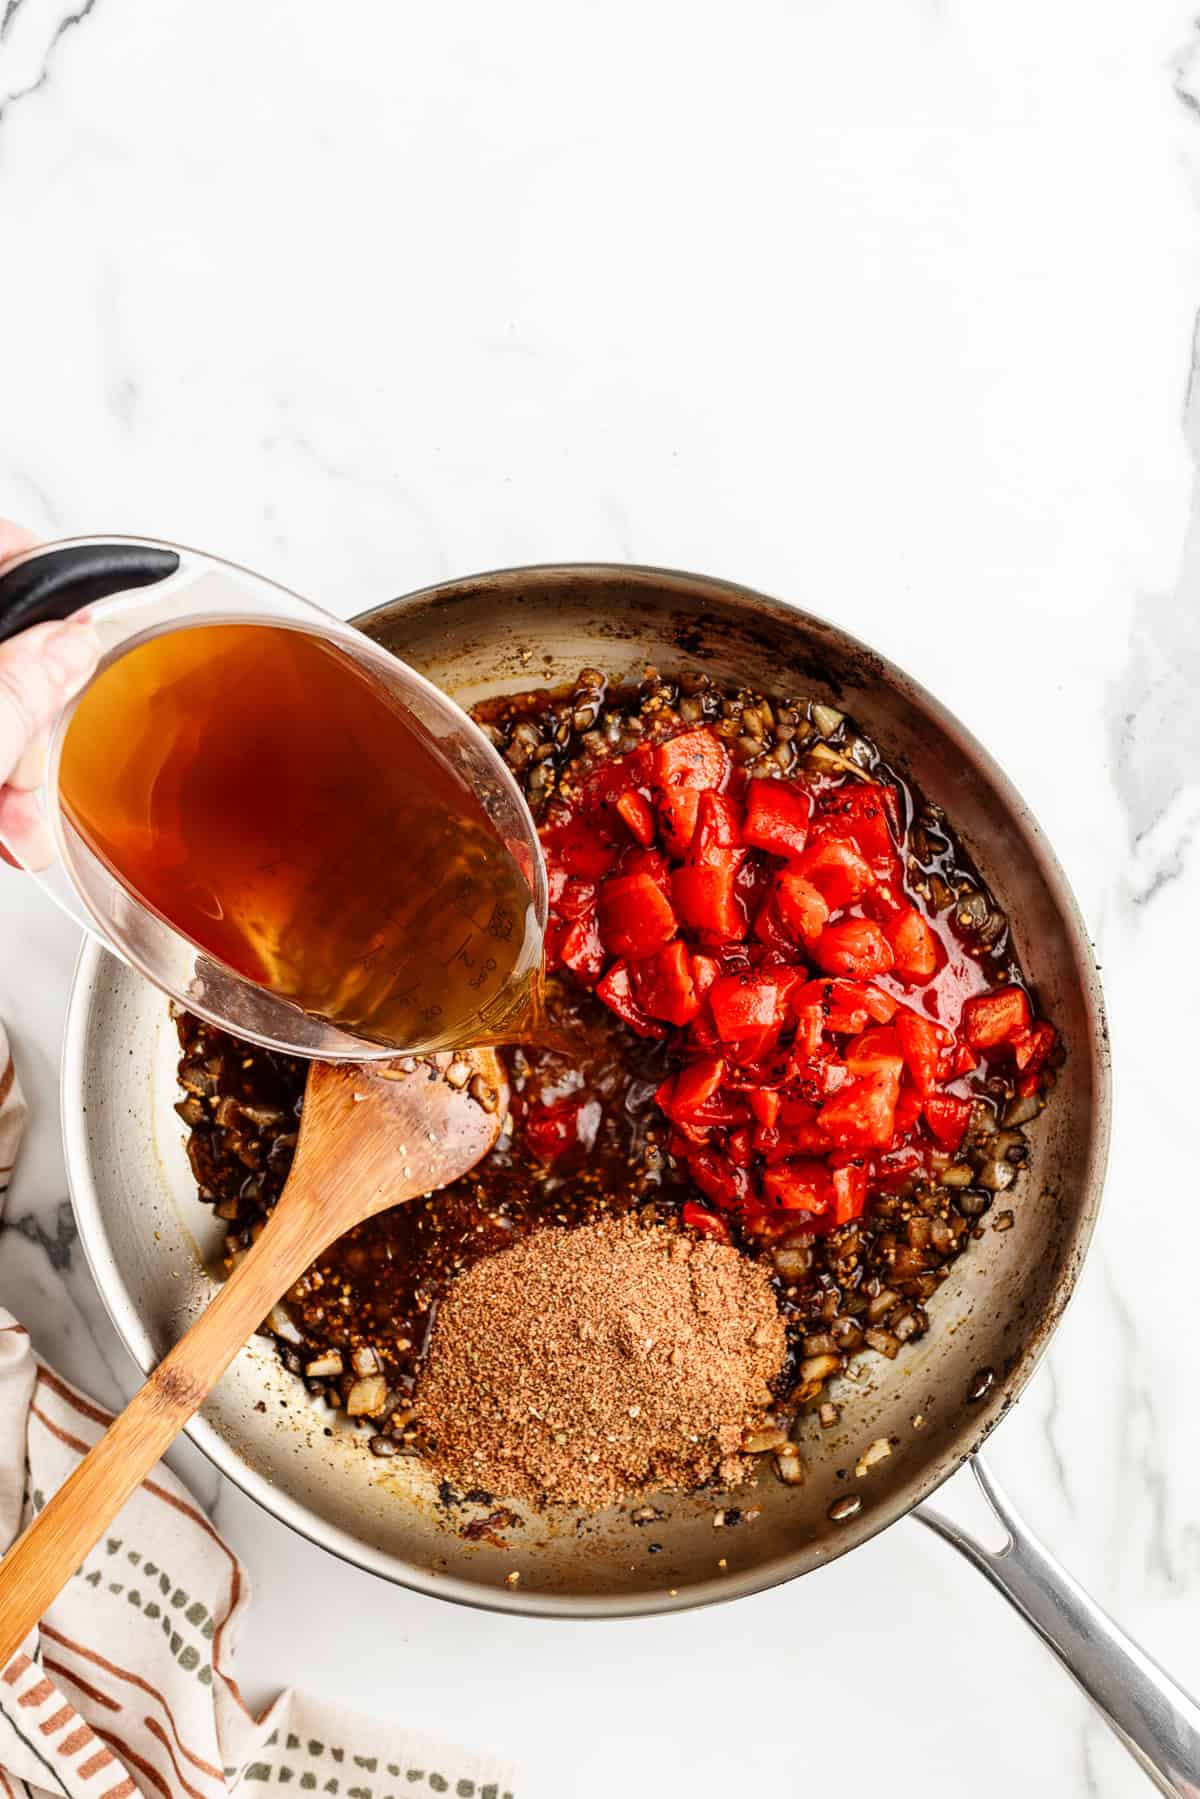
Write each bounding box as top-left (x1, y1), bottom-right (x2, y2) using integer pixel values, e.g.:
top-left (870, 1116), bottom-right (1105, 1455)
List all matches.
top-left (0, 519), bottom-right (60, 871)
top-left (0, 519), bottom-right (38, 563)
top-left (8, 733), bottom-right (47, 793)
top-left (0, 786), bottom-right (54, 870)
top-left (0, 617), bottom-right (99, 786)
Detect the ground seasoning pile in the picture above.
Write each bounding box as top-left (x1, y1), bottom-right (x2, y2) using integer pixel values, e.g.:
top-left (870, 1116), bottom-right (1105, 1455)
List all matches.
top-left (414, 1214), bottom-right (787, 1507)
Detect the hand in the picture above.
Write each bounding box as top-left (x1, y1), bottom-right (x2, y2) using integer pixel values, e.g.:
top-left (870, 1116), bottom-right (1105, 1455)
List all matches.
top-left (0, 520), bottom-right (100, 870)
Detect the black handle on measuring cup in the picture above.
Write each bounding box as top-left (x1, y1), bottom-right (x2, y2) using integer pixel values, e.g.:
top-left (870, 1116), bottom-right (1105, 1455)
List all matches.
top-left (0, 540), bottom-right (180, 643)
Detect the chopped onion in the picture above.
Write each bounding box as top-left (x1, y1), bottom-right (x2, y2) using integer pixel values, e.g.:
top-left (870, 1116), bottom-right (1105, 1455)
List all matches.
top-left (796, 1351), bottom-right (842, 1386)
top-left (346, 1374), bottom-right (388, 1417)
top-left (772, 1246), bottom-right (813, 1279)
top-left (775, 1449), bottom-right (806, 1486)
top-left (811, 703), bottom-right (845, 737)
top-left (743, 1424), bottom-right (790, 1454)
top-left (939, 1164), bottom-right (974, 1188)
top-left (854, 1436), bottom-right (893, 1478)
top-left (985, 1129), bottom-right (1027, 1161)
top-left (267, 1304), bottom-right (302, 1344)
top-left (977, 1157), bottom-right (1017, 1192)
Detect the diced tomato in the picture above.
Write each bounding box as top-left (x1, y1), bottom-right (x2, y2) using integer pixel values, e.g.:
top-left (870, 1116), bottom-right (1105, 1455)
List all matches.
top-left (555, 878), bottom-right (596, 921)
top-left (843, 1026), bottom-right (902, 1069)
top-left (832, 1161), bottom-right (868, 1225)
top-left (943, 1040), bottom-right (978, 1079)
top-left (691, 791), bottom-right (744, 863)
top-left (861, 882), bottom-right (906, 925)
top-left (748, 1088), bottom-right (781, 1128)
top-left (522, 1097), bottom-right (585, 1163)
top-left (546, 864), bottom-right (570, 909)
top-left (559, 910), bottom-right (606, 982)
top-left (773, 872), bottom-right (829, 942)
top-left (598, 871), bottom-right (677, 959)
top-left (923, 1092), bottom-right (972, 1152)
top-left (709, 974), bottom-right (787, 1042)
top-left (813, 784), bottom-right (901, 882)
top-left (811, 918), bottom-right (895, 980)
top-left (752, 892), bottom-right (795, 954)
top-left (752, 1122), bottom-right (781, 1158)
top-left (620, 846), bottom-right (672, 893)
top-left (862, 983), bottom-right (899, 1023)
top-left (656, 726), bottom-right (731, 791)
top-left (688, 1013), bottom-right (722, 1054)
top-left (544, 816), bottom-right (619, 879)
top-left (685, 1146), bottom-right (750, 1211)
top-left (872, 1143), bottom-right (926, 1189)
top-left (843, 1048), bottom-right (904, 1087)
top-left (632, 939), bottom-right (700, 1025)
top-left (575, 742), bottom-right (655, 812)
top-left (696, 1095), bottom-right (756, 1128)
top-left (541, 721), bottom-right (1053, 1252)
top-left (778, 1094), bottom-right (823, 1125)
top-left (742, 780), bottom-right (812, 860)
top-left (726, 1125), bottom-right (753, 1167)
top-left (818, 1058), bottom-right (901, 1149)
top-left (672, 1117), bottom-right (714, 1146)
top-left (1011, 1020), bottom-right (1056, 1074)
top-left (595, 960), bottom-right (667, 1038)
top-left (726, 1027), bottom-right (783, 1070)
top-left (961, 985), bottom-right (1031, 1050)
top-left (894, 1010), bottom-right (944, 1095)
top-left (794, 978), bottom-right (894, 1035)
top-left (614, 789), bottom-right (656, 846)
top-left (680, 1201), bottom-right (732, 1244)
top-left (790, 1002), bottom-right (825, 1060)
top-left (767, 1120), bottom-right (832, 1158)
top-left (794, 977), bottom-right (869, 1035)
top-left (654, 729), bottom-right (731, 855)
top-left (795, 837), bottom-right (874, 909)
top-left (892, 1086), bottom-right (924, 1138)
top-left (762, 1159), bottom-right (832, 1213)
top-left (672, 860), bottom-right (747, 940)
top-left (883, 905), bottom-right (939, 980)
top-left (690, 953), bottom-right (720, 996)
top-left (657, 789), bottom-right (701, 857)
top-left (659, 1055), bottom-right (726, 1118)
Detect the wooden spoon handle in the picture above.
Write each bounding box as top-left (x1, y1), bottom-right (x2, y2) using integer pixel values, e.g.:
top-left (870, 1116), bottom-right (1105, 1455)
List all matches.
top-left (0, 1176), bottom-right (334, 1667)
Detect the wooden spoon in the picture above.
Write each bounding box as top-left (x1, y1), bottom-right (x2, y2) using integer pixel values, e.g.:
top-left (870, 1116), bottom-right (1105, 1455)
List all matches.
top-left (0, 1047), bottom-right (507, 1665)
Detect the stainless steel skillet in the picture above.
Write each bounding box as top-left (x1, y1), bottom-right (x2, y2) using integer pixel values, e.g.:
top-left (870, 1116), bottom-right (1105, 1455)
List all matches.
top-left (17, 546), bottom-right (1195, 1794)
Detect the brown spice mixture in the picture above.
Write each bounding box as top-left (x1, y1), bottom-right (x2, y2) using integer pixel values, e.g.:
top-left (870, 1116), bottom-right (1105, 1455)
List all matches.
top-left (414, 1215), bottom-right (787, 1508)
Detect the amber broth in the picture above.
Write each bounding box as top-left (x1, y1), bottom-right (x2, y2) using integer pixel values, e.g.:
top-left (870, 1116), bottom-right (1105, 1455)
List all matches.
top-left (58, 623), bottom-right (539, 1049)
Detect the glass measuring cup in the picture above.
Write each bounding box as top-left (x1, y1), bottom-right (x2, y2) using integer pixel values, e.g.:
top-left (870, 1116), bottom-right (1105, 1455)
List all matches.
top-left (0, 535), bottom-right (547, 1061)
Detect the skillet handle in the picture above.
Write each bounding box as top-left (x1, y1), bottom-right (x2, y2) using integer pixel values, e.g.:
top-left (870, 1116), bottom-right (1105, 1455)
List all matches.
top-left (0, 539), bottom-right (180, 642)
top-left (916, 1456), bottom-right (1200, 1798)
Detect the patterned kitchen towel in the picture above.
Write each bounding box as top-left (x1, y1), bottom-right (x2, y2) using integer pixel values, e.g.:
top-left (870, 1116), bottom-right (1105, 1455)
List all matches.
top-left (0, 1028), bottom-right (518, 1799)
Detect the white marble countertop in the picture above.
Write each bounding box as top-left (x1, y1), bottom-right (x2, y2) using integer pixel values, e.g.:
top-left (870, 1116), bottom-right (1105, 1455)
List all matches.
top-left (2, 0), bottom-right (1200, 1793)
